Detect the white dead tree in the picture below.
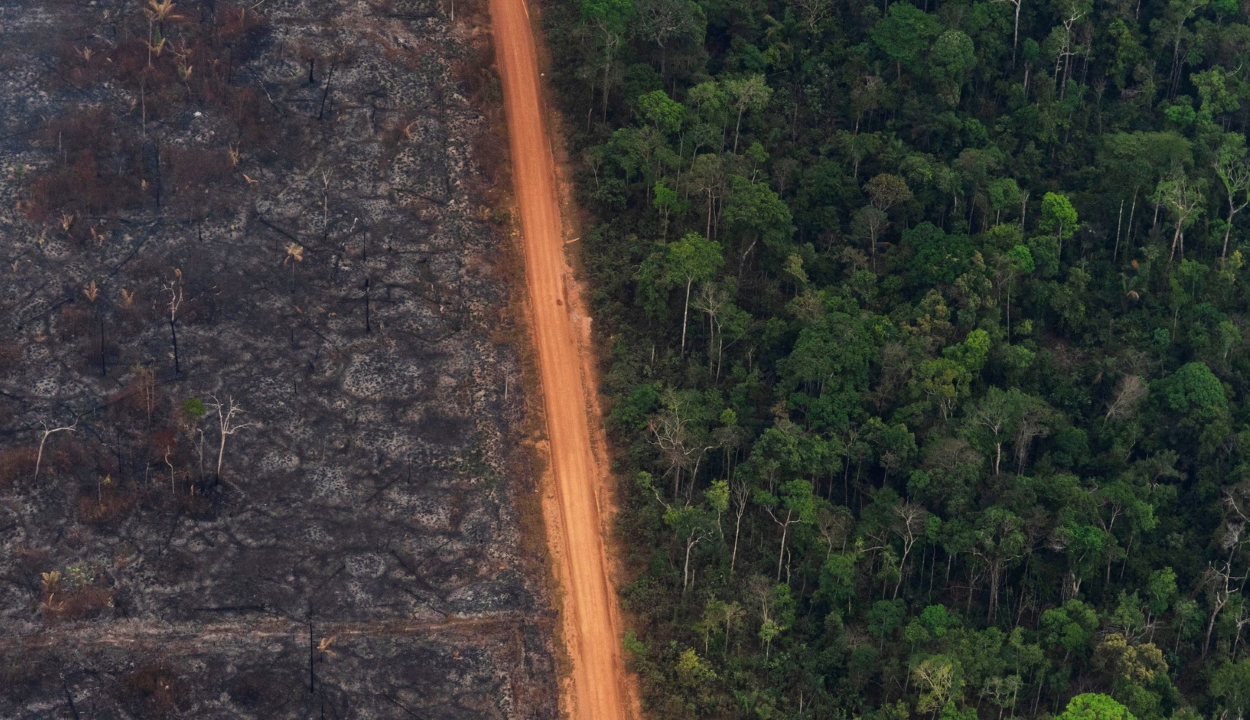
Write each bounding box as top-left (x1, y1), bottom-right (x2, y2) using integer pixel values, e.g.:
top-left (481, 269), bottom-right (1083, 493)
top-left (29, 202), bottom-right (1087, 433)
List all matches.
top-left (163, 269), bottom-right (184, 374)
top-left (33, 418), bottom-right (78, 482)
top-left (208, 395), bottom-right (255, 480)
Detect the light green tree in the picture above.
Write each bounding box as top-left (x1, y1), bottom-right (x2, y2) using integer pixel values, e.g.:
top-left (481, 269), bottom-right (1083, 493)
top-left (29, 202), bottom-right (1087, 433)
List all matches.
top-left (1211, 661), bottom-right (1250, 720)
top-left (1056, 693), bottom-right (1137, 720)
top-left (1040, 191), bottom-right (1079, 258)
top-left (1214, 134), bottom-right (1250, 260)
top-left (664, 233), bottom-right (723, 354)
top-left (1151, 174), bottom-right (1204, 263)
top-left (721, 74), bottom-right (771, 153)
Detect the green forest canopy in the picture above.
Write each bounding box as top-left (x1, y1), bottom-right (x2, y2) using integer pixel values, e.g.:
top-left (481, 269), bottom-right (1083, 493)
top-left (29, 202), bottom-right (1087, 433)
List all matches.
top-left (542, 0), bottom-right (1250, 717)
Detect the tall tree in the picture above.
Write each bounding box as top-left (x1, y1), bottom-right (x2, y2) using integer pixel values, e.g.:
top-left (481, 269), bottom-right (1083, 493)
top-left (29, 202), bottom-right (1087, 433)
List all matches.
top-left (665, 233), bottom-right (723, 354)
top-left (1152, 175), bottom-right (1204, 263)
top-left (581, 0), bottom-right (634, 121)
top-left (1214, 134), bottom-right (1250, 260)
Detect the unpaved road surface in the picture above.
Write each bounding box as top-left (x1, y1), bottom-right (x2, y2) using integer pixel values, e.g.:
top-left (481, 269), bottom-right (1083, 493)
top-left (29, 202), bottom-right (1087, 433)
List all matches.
top-left (488, 0), bottom-right (632, 718)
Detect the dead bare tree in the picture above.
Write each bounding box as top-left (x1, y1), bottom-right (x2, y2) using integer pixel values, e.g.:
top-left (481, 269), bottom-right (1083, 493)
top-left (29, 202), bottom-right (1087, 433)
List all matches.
top-left (815, 503), bottom-right (854, 560)
top-left (320, 168), bottom-right (332, 241)
top-left (998, 0), bottom-right (1023, 63)
top-left (34, 419), bottom-right (78, 482)
top-left (132, 364), bottom-right (156, 428)
top-left (163, 269), bottom-right (184, 374)
top-left (1202, 560), bottom-right (1244, 658)
top-left (763, 500), bottom-right (803, 583)
top-left (892, 502), bottom-right (928, 599)
top-left (729, 475), bottom-right (750, 574)
top-left (164, 444), bottom-right (177, 494)
top-left (1104, 374), bottom-right (1148, 423)
top-left (208, 395), bottom-right (255, 480)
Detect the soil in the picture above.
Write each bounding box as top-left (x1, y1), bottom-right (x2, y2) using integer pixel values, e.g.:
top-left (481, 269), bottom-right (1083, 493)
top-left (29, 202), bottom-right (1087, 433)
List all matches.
top-left (0, 0), bottom-right (560, 716)
top-left (487, 0), bottom-right (635, 717)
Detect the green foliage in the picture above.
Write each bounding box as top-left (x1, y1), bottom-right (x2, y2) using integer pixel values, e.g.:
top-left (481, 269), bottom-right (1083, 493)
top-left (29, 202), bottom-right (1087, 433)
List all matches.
top-left (181, 397), bottom-right (206, 419)
top-left (1156, 362), bottom-right (1226, 414)
top-left (1210, 661), bottom-right (1250, 720)
top-left (1056, 693), bottom-right (1137, 720)
top-left (580, 0), bottom-right (633, 33)
top-left (543, 0), bottom-right (1250, 711)
top-left (929, 31), bottom-right (976, 107)
top-left (637, 90), bottom-right (685, 133)
top-left (1040, 192), bottom-right (1079, 241)
top-left (870, 3), bottom-right (941, 72)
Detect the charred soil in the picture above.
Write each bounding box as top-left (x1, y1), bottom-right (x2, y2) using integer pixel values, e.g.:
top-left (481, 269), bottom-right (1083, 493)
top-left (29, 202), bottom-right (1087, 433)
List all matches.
top-left (0, 0), bottom-right (558, 716)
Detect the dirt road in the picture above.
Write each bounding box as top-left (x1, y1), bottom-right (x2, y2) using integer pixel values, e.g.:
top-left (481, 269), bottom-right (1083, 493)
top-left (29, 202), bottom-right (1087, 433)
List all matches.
top-left (487, 0), bottom-right (633, 718)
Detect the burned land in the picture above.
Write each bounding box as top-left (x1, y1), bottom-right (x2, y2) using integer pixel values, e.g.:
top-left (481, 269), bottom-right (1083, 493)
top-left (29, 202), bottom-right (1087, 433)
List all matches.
top-left (0, 0), bottom-right (558, 716)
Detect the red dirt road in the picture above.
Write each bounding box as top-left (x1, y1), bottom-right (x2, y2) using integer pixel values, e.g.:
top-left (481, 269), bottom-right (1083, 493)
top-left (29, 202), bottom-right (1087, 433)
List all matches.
top-left (488, 0), bottom-right (633, 718)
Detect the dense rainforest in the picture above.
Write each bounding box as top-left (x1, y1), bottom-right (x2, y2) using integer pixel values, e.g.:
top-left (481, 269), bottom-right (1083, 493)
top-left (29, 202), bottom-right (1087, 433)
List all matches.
top-left (540, 0), bottom-right (1250, 717)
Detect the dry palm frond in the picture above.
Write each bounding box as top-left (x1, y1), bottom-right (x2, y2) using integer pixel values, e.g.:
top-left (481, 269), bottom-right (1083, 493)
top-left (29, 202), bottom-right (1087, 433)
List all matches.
top-left (145, 0), bottom-right (185, 23)
top-left (284, 242), bottom-right (305, 265)
top-left (316, 636), bottom-right (337, 657)
top-left (83, 281), bottom-right (100, 303)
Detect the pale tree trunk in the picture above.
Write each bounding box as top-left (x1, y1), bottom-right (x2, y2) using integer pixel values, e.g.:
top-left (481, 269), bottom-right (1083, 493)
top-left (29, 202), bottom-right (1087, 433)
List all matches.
top-left (730, 478), bottom-right (749, 574)
top-left (680, 277), bottom-right (692, 353)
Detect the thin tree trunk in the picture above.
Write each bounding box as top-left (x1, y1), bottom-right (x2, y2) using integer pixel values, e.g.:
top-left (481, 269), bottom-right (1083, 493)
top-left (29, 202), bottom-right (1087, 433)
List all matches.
top-left (730, 510), bottom-right (743, 573)
top-left (1114, 198), bottom-right (1124, 261)
top-left (169, 320), bottom-right (180, 374)
top-left (681, 278), bottom-right (692, 353)
top-left (1224, 198), bottom-right (1239, 259)
top-left (776, 515), bottom-right (790, 581)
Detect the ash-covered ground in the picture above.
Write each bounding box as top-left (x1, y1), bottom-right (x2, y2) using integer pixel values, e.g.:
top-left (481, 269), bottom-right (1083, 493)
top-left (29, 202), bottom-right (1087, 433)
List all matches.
top-left (0, 0), bottom-right (558, 716)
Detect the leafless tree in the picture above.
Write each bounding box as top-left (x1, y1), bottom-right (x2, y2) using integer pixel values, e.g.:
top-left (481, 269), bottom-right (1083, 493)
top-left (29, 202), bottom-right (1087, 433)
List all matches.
top-left (992, 0), bottom-right (1023, 63)
top-left (1105, 374), bottom-right (1148, 422)
top-left (164, 444), bottom-right (177, 494)
top-left (815, 503), bottom-right (854, 560)
top-left (34, 418), bottom-right (78, 482)
top-left (763, 499), bottom-right (803, 583)
top-left (1154, 175), bottom-right (1204, 263)
top-left (1202, 561), bottom-right (1244, 658)
top-left (208, 395), bottom-right (255, 480)
top-left (729, 475), bottom-right (750, 574)
top-left (693, 282), bottom-right (728, 377)
top-left (648, 392), bottom-right (714, 501)
top-left (132, 364), bottom-right (156, 428)
top-left (163, 269), bottom-right (184, 374)
top-left (892, 502), bottom-right (928, 599)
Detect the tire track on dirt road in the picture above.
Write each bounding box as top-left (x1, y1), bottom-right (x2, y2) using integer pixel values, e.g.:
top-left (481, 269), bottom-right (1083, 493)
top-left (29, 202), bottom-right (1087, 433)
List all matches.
top-left (487, 0), bottom-right (634, 718)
